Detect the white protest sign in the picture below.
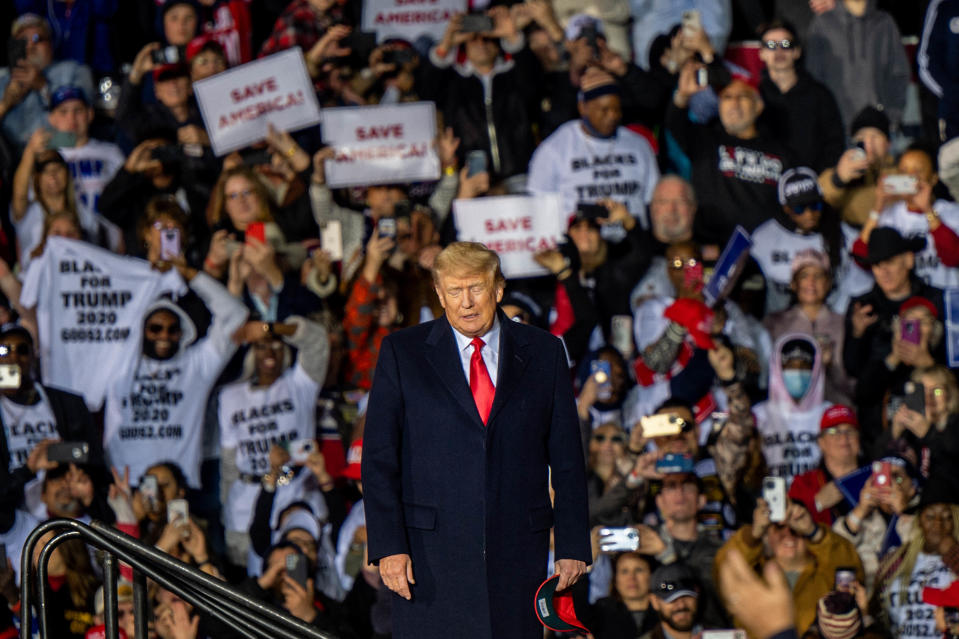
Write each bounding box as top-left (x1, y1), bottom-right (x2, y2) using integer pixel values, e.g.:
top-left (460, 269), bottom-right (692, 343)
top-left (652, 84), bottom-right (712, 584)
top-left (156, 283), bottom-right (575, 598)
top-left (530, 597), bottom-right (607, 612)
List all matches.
top-left (362, 0), bottom-right (466, 43)
top-left (193, 48), bottom-right (321, 156)
top-left (453, 194), bottom-right (564, 278)
top-left (322, 102), bottom-right (440, 187)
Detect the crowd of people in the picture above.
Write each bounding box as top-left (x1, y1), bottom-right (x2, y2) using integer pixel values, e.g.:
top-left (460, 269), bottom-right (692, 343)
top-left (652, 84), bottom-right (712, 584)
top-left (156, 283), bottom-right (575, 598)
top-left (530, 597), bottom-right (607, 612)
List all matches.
top-left (0, 0), bottom-right (957, 638)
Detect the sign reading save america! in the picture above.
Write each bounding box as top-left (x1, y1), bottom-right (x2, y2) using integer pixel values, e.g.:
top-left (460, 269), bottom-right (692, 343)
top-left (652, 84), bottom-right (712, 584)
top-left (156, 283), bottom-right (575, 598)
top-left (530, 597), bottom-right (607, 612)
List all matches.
top-left (193, 48), bottom-right (322, 156)
top-left (321, 102), bottom-right (440, 187)
top-left (362, 0), bottom-right (466, 43)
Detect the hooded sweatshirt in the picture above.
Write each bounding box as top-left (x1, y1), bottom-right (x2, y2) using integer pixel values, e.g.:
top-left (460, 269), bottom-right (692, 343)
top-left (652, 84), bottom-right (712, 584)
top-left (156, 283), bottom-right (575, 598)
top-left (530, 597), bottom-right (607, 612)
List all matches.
top-left (103, 273), bottom-right (248, 488)
top-left (753, 333), bottom-right (832, 484)
top-left (805, 0), bottom-right (910, 131)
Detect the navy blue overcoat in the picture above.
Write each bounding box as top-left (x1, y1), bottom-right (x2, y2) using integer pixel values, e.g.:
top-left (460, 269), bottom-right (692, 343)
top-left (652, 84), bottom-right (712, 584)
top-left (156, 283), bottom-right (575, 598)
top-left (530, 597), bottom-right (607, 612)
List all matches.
top-left (362, 311), bottom-right (591, 639)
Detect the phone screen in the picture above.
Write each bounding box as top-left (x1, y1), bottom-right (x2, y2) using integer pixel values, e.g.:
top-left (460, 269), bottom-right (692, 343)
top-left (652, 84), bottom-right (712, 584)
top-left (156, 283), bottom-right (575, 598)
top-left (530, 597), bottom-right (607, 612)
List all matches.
top-left (245, 222), bottom-right (266, 244)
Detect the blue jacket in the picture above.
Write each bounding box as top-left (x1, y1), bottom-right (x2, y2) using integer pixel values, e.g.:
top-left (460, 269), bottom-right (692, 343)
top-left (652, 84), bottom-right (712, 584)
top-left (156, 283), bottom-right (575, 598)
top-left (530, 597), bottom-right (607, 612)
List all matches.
top-left (918, 0), bottom-right (959, 139)
top-left (362, 310), bottom-right (591, 639)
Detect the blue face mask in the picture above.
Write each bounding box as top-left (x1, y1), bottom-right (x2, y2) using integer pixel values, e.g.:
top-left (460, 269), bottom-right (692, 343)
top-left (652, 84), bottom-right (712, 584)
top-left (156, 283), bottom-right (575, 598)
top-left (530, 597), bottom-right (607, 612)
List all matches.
top-left (783, 369), bottom-right (812, 400)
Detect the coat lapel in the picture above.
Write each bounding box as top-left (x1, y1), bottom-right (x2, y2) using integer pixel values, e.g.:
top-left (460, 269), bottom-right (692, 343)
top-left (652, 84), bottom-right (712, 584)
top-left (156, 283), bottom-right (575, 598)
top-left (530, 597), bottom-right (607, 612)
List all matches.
top-left (486, 312), bottom-right (530, 426)
top-left (425, 316), bottom-right (485, 428)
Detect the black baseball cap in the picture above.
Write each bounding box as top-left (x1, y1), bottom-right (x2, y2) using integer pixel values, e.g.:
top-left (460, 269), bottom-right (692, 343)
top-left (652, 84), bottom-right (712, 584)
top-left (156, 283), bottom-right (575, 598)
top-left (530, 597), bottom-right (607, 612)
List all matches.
top-left (650, 562), bottom-right (699, 602)
top-left (534, 575), bottom-right (588, 633)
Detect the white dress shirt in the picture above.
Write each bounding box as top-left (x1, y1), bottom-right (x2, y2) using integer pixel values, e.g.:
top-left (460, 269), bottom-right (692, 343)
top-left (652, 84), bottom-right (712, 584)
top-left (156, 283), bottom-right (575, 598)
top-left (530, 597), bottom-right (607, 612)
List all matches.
top-left (451, 318), bottom-right (501, 387)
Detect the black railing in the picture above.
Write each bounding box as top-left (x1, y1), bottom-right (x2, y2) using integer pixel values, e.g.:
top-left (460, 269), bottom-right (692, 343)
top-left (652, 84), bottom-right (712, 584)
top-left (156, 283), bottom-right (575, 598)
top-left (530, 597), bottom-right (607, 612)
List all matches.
top-left (20, 518), bottom-right (337, 639)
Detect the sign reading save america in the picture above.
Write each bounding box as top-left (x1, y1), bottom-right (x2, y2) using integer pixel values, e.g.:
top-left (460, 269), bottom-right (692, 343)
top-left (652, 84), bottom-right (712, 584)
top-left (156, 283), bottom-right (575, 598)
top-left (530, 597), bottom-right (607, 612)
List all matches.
top-left (193, 48), bottom-right (321, 156)
top-left (322, 102), bottom-right (440, 187)
top-left (362, 0), bottom-right (466, 43)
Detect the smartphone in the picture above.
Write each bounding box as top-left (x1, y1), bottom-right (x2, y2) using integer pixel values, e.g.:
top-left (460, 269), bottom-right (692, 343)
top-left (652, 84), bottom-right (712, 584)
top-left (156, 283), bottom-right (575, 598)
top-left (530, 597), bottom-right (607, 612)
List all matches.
top-left (461, 14), bottom-right (495, 33)
top-left (241, 148), bottom-right (273, 166)
top-left (900, 318), bottom-right (921, 345)
top-left (579, 23), bottom-right (600, 56)
top-left (8, 39), bottom-right (26, 66)
top-left (904, 381), bottom-right (926, 415)
top-left (288, 438), bottom-right (316, 465)
top-left (285, 552), bottom-right (309, 587)
top-left (167, 498), bottom-right (189, 527)
top-left (150, 145), bottom-right (180, 166)
top-left (160, 228), bottom-right (181, 261)
top-left (835, 567), bottom-right (856, 591)
top-left (696, 67), bottom-right (709, 88)
top-left (762, 476), bottom-right (787, 523)
top-left (576, 202), bottom-right (607, 220)
top-left (0, 364), bottom-right (21, 390)
top-left (640, 413), bottom-right (683, 438)
top-left (590, 360), bottom-right (612, 401)
top-left (681, 9), bottom-right (702, 37)
top-left (151, 45), bottom-right (184, 65)
top-left (321, 220), bottom-right (343, 261)
top-left (466, 150), bottom-right (487, 178)
top-left (702, 632), bottom-right (746, 639)
top-left (884, 174), bottom-right (918, 195)
top-left (610, 315), bottom-right (633, 357)
top-left (47, 441), bottom-right (90, 464)
top-left (383, 48), bottom-right (416, 66)
top-left (852, 140), bottom-right (867, 161)
top-left (871, 460), bottom-right (893, 487)
top-left (598, 527), bottom-right (640, 553)
top-left (47, 129), bottom-right (79, 149)
top-left (378, 217), bottom-right (396, 239)
top-left (140, 474), bottom-right (159, 505)
top-left (245, 221), bottom-right (266, 244)
top-left (344, 31), bottom-right (377, 57)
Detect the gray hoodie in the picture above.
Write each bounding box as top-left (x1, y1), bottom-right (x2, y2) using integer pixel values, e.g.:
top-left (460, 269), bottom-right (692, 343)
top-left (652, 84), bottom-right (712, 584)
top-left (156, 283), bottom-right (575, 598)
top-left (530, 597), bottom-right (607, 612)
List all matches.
top-left (804, 0), bottom-right (910, 132)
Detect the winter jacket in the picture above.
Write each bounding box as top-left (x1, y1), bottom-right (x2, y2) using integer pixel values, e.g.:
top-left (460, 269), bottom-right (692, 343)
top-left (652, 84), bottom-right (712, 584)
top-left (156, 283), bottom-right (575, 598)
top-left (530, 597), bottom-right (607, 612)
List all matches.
top-left (918, 0), bottom-right (959, 140)
top-left (714, 524), bottom-right (864, 637)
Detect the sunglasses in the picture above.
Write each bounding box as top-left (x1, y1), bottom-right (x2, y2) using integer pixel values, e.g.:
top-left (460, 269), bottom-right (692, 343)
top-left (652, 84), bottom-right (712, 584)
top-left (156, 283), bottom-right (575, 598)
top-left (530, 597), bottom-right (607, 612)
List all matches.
top-left (763, 39), bottom-right (793, 50)
top-left (146, 323), bottom-right (181, 335)
top-left (669, 258), bottom-right (699, 271)
top-left (592, 433), bottom-right (626, 444)
top-left (790, 202), bottom-right (823, 216)
top-left (0, 343), bottom-right (30, 356)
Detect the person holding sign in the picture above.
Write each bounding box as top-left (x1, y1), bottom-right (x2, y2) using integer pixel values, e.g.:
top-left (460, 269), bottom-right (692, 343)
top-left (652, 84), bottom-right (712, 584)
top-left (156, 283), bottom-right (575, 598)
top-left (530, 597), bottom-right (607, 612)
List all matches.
top-left (103, 259), bottom-right (249, 490)
top-left (528, 67), bottom-right (660, 229)
top-left (362, 241), bottom-right (590, 639)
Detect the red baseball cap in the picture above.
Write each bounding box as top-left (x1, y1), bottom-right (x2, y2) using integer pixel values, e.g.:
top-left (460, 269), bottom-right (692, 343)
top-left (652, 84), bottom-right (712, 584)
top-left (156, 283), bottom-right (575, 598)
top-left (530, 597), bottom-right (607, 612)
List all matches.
top-left (342, 438), bottom-right (362, 480)
top-left (899, 296), bottom-right (938, 320)
top-left (923, 581), bottom-right (959, 607)
top-left (534, 575), bottom-right (588, 633)
top-left (820, 405), bottom-right (859, 431)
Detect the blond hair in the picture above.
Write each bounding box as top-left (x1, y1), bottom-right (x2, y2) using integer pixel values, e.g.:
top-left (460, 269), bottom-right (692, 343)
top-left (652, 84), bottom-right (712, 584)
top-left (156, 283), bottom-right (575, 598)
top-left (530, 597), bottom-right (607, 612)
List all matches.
top-left (432, 242), bottom-right (504, 287)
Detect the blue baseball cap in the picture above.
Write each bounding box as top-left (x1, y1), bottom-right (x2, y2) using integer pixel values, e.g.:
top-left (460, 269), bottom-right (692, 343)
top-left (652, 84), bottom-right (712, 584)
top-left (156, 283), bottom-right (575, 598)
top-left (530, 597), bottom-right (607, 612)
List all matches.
top-left (50, 86), bottom-right (89, 110)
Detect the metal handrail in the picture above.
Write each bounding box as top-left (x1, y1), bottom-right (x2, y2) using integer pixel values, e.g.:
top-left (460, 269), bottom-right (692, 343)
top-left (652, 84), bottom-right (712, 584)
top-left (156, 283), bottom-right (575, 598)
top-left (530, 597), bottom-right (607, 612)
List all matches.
top-left (20, 518), bottom-right (338, 639)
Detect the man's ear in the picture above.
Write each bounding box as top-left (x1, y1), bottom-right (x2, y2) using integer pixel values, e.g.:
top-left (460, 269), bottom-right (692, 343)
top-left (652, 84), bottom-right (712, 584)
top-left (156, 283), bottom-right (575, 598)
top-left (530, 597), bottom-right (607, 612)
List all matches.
top-left (434, 286), bottom-right (446, 309)
top-left (495, 284), bottom-right (504, 304)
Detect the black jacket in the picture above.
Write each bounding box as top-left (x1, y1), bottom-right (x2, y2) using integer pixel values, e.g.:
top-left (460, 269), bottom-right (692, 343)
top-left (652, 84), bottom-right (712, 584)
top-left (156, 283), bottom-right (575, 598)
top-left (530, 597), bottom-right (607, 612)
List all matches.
top-left (420, 46), bottom-right (541, 180)
top-left (0, 384), bottom-right (103, 513)
top-left (759, 69), bottom-right (845, 172)
top-left (666, 102), bottom-right (791, 245)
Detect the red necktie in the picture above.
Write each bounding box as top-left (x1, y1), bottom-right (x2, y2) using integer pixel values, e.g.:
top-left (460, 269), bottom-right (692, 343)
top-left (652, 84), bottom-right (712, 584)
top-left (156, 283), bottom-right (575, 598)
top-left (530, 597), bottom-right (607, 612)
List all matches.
top-left (469, 337), bottom-right (495, 424)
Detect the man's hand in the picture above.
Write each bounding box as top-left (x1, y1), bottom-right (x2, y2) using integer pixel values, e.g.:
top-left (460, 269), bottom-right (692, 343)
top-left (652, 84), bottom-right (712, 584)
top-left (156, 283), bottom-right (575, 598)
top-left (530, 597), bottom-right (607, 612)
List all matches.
top-left (27, 439), bottom-right (59, 474)
top-left (786, 500), bottom-right (816, 539)
top-left (380, 553), bottom-right (415, 600)
top-left (130, 43), bottom-right (161, 85)
top-left (282, 575), bottom-right (318, 623)
top-left (835, 148), bottom-right (869, 184)
top-left (718, 549), bottom-right (795, 638)
top-left (815, 481), bottom-right (843, 512)
top-left (456, 166), bottom-right (490, 199)
top-left (752, 498), bottom-right (772, 539)
top-left (553, 558), bottom-right (586, 591)
top-left (850, 303), bottom-right (877, 339)
top-left (673, 61), bottom-right (706, 108)
top-left (634, 525), bottom-right (666, 556)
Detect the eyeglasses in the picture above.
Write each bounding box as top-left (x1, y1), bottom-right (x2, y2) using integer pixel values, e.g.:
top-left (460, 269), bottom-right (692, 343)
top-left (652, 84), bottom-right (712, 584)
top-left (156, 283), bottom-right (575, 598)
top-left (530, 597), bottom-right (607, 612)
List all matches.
top-left (927, 387), bottom-right (945, 398)
top-left (226, 189), bottom-right (255, 200)
top-left (253, 341), bottom-right (284, 352)
top-left (790, 202), bottom-right (822, 216)
top-left (152, 220), bottom-right (180, 231)
top-left (669, 258), bottom-right (699, 270)
top-left (592, 433), bottom-right (626, 444)
top-left (19, 33), bottom-right (48, 44)
top-left (146, 323), bottom-right (181, 336)
top-left (763, 39), bottom-right (793, 50)
top-left (0, 343), bottom-right (30, 356)
top-left (820, 426), bottom-right (858, 438)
